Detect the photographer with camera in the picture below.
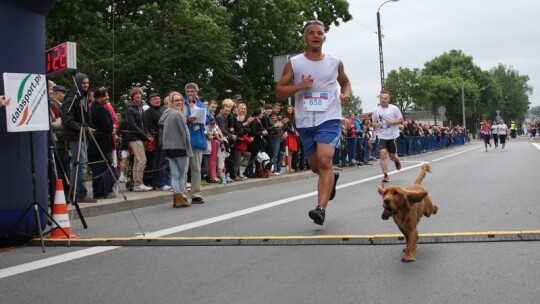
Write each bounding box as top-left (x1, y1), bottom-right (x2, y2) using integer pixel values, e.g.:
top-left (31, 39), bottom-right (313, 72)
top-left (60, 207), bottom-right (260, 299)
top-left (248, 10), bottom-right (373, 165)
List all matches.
top-left (61, 72), bottom-right (97, 203)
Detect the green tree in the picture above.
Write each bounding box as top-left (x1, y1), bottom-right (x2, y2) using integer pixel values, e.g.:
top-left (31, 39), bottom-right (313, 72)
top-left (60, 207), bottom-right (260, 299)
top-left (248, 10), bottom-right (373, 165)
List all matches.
top-left (221, 0), bottom-right (352, 109)
top-left (490, 64), bottom-right (533, 122)
top-left (385, 67), bottom-right (422, 118)
top-left (342, 92), bottom-right (363, 115)
top-left (422, 50), bottom-right (488, 129)
top-left (46, 0), bottom-right (352, 111)
top-left (47, 0), bottom-right (236, 107)
top-left (46, 0), bottom-right (113, 92)
top-left (529, 106), bottom-right (540, 117)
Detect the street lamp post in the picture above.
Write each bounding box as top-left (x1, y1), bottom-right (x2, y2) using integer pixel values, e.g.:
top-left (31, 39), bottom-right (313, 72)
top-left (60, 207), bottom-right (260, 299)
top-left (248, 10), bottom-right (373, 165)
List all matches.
top-left (377, 0), bottom-right (399, 90)
top-left (461, 77), bottom-right (466, 131)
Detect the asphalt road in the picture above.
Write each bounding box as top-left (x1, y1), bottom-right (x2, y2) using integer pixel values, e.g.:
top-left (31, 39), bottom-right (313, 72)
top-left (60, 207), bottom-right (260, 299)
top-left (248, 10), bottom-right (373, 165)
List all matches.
top-left (1, 136), bottom-right (539, 304)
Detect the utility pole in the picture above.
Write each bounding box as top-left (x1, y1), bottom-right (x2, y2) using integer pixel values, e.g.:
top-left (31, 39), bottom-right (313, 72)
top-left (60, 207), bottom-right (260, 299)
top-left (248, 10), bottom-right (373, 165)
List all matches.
top-left (377, 0), bottom-right (399, 90)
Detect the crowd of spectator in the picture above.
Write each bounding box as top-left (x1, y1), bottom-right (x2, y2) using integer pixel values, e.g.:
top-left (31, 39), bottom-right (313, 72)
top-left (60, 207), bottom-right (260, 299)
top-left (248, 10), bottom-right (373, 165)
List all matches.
top-left (45, 74), bottom-right (327, 206)
top-left (527, 117), bottom-right (540, 139)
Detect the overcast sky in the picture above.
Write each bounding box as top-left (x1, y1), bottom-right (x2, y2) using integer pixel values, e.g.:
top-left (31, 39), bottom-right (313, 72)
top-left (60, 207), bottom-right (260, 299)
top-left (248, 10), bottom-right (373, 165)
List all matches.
top-left (323, 0), bottom-right (540, 113)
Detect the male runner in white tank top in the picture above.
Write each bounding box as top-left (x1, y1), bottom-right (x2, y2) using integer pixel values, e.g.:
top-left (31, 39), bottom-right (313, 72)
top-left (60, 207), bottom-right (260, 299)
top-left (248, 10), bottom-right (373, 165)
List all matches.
top-left (276, 20), bottom-right (352, 225)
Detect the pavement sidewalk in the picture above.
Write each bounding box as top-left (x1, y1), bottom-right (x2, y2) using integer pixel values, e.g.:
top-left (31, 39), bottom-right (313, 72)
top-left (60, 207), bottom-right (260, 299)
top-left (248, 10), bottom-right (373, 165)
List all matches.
top-left (75, 170), bottom-right (317, 219)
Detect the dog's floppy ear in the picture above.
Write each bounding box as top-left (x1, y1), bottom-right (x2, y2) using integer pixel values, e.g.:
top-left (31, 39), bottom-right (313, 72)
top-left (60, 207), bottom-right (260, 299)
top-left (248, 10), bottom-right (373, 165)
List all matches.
top-left (377, 183), bottom-right (385, 195)
top-left (405, 189), bottom-right (428, 203)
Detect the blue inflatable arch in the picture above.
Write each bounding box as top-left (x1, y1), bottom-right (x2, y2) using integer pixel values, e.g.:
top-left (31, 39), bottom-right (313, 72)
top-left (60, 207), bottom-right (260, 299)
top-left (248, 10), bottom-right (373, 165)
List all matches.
top-left (0, 0), bottom-right (59, 246)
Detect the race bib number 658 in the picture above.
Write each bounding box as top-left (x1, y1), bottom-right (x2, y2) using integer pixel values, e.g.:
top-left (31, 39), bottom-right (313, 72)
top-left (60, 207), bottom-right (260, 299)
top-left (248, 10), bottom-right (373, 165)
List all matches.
top-left (303, 91), bottom-right (329, 112)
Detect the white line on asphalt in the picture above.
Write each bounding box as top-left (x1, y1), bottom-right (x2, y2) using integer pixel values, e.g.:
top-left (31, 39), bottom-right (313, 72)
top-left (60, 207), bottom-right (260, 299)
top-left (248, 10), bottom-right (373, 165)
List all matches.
top-left (0, 145), bottom-right (474, 279)
top-left (1, 193), bottom-right (317, 280)
top-left (431, 145), bottom-right (482, 162)
top-left (533, 143), bottom-right (540, 151)
top-left (0, 247), bottom-right (119, 279)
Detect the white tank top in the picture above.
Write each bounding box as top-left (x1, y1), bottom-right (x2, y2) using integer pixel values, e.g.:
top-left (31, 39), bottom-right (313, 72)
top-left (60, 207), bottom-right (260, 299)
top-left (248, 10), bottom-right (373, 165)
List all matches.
top-left (291, 54), bottom-right (342, 128)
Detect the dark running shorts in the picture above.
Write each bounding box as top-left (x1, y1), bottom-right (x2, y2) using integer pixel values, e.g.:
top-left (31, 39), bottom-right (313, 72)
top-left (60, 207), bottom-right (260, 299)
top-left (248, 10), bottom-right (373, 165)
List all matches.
top-left (378, 138), bottom-right (398, 154)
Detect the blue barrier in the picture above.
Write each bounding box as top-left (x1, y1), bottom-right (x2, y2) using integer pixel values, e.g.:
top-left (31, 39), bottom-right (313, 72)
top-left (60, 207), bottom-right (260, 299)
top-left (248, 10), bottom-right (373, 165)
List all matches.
top-left (337, 133), bottom-right (469, 166)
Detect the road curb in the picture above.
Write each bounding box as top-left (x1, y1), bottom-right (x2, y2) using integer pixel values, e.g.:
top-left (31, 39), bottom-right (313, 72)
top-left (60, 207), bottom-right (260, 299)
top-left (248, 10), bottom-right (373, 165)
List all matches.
top-left (74, 171), bottom-right (317, 219)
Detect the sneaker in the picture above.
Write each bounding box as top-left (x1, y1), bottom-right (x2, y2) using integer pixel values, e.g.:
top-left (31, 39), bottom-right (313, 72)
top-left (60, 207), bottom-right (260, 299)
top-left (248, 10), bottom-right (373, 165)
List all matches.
top-left (134, 184), bottom-right (152, 192)
top-left (273, 172), bottom-right (281, 176)
top-left (159, 185), bottom-right (172, 191)
top-left (308, 206), bottom-right (325, 225)
top-left (394, 160), bottom-right (401, 171)
top-left (226, 176), bottom-right (234, 183)
top-left (234, 176), bottom-right (244, 182)
top-left (382, 175), bottom-right (390, 183)
top-left (118, 173), bottom-right (127, 183)
top-left (329, 171), bottom-right (339, 201)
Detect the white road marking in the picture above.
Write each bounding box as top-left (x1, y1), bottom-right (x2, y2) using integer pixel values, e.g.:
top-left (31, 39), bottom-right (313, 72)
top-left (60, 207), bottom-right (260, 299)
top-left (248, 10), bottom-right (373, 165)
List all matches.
top-left (0, 145), bottom-right (475, 279)
top-left (0, 247), bottom-right (119, 279)
top-left (431, 145), bottom-right (481, 162)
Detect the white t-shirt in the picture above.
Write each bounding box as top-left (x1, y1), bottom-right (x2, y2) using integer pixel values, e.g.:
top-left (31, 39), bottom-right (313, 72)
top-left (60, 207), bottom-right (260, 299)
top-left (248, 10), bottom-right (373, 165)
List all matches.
top-left (491, 124), bottom-right (499, 135)
top-left (291, 54), bottom-right (343, 128)
top-left (497, 123), bottom-right (508, 135)
top-left (371, 104), bottom-right (402, 140)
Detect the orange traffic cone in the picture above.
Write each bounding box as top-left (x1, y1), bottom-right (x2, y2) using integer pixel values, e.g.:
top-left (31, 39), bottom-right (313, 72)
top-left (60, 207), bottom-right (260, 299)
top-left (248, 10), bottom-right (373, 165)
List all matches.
top-left (48, 179), bottom-right (78, 239)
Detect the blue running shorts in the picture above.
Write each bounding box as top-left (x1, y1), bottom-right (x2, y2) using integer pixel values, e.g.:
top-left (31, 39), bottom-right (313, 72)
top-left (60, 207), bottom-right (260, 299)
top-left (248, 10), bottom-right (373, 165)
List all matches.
top-left (298, 119), bottom-right (341, 158)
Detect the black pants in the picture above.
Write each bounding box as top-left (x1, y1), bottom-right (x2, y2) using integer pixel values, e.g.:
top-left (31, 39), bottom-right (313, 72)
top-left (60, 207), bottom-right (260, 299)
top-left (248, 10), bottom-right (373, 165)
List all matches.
top-left (91, 162), bottom-right (115, 198)
top-left (226, 147), bottom-right (238, 179)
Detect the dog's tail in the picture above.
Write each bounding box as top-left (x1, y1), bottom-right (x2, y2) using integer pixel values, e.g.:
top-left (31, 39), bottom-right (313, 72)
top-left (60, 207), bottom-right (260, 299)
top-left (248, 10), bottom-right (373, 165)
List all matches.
top-left (414, 163), bottom-right (431, 185)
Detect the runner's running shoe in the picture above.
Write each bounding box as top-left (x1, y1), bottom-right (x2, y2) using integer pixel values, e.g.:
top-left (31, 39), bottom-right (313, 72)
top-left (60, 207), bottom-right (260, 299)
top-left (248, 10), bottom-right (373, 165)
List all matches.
top-left (308, 206), bottom-right (325, 225)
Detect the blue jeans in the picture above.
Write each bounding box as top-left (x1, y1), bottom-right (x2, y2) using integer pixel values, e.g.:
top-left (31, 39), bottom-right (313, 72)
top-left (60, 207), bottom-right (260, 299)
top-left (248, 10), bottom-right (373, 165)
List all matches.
top-left (270, 137), bottom-right (282, 173)
top-left (346, 137), bottom-right (356, 164)
top-left (355, 136), bottom-right (363, 162)
top-left (69, 140), bottom-right (88, 198)
top-left (153, 144), bottom-right (170, 188)
top-left (168, 155), bottom-right (189, 194)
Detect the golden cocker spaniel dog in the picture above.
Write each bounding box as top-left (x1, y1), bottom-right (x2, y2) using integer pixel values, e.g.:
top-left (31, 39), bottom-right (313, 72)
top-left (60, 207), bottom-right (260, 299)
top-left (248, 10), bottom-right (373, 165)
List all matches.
top-left (378, 163), bottom-right (439, 262)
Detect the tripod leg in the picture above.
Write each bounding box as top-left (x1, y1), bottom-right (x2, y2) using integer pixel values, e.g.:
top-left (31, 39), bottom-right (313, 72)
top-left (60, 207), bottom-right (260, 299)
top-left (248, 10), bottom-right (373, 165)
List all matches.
top-left (67, 127), bottom-right (88, 229)
top-left (22, 132), bottom-right (69, 252)
top-left (34, 204), bottom-right (46, 253)
top-left (87, 129), bottom-right (145, 236)
top-left (72, 201), bottom-right (87, 228)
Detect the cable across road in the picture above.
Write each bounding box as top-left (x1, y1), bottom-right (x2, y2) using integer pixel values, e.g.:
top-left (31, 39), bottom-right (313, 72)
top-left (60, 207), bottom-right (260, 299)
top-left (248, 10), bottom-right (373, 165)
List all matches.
top-left (31, 230), bottom-right (540, 247)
